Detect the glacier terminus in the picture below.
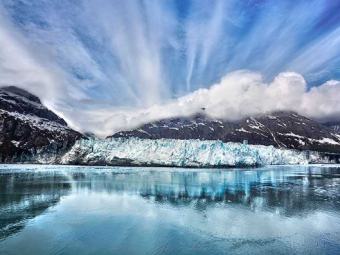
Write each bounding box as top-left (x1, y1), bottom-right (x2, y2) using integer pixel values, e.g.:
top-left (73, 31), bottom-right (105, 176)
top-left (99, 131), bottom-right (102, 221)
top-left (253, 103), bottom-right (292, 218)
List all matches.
top-left (25, 138), bottom-right (340, 167)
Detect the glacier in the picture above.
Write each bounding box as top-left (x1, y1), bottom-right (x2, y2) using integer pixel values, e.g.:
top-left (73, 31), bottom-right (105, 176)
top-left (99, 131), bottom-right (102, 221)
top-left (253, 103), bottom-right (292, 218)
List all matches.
top-left (55, 138), bottom-right (336, 167)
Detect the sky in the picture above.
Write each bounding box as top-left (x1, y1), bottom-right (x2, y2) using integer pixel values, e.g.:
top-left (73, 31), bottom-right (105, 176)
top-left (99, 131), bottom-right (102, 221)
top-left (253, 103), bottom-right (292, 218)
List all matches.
top-left (1, 0), bottom-right (340, 137)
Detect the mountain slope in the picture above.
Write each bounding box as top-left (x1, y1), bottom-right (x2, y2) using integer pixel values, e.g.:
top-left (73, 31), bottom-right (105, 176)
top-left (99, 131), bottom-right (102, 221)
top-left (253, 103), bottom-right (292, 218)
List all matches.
top-left (324, 121), bottom-right (340, 134)
top-left (0, 86), bottom-right (67, 125)
top-left (0, 86), bottom-right (83, 162)
top-left (109, 112), bottom-right (340, 153)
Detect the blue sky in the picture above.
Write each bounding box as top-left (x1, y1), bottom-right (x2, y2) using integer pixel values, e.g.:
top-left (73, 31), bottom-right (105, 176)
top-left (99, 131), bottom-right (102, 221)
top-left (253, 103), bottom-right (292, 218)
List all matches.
top-left (1, 0), bottom-right (340, 135)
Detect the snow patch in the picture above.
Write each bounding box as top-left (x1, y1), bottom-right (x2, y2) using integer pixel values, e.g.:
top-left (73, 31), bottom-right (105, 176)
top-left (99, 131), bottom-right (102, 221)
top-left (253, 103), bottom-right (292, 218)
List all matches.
top-left (236, 128), bottom-right (251, 133)
top-left (278, 132), bottom-right (305, 139)
top-left (11, 141), bottom-right (20, 147)
top-left (317, 138), bottom-right (339, 145)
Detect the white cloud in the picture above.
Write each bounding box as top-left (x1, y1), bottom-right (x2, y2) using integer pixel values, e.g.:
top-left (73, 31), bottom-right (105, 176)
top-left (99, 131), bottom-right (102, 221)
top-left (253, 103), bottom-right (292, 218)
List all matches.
top-left (0, 1), bottom-right (88, 126)
top-left (0, 2), bottom-right (65, 102)
top-left (302, 80), bottom-right (340, 121)
top-left (1, 0), bottom-right (340, 138)
top-left (82, 71), bottom-right (340, 137)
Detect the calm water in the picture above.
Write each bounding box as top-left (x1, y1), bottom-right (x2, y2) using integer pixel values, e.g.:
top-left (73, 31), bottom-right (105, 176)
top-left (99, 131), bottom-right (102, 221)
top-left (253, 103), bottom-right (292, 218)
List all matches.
top-left (0, 165), bottom-right (340, 255)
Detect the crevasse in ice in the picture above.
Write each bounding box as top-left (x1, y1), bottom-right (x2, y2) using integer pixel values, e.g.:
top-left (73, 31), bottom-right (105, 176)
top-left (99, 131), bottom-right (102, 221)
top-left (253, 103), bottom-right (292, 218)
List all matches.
top-left (60, 138), bottom-right (328, 167)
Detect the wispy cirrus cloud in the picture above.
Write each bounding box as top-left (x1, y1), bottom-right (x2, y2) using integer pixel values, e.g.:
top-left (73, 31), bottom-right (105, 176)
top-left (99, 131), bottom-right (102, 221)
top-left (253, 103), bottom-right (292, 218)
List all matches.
top-left (1, 0), bottom-right (340, 136)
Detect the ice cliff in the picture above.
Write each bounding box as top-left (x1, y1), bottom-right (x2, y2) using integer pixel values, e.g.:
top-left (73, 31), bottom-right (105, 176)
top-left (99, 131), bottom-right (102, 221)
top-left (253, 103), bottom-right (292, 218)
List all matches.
top-left (59, 138), bottom-right (337, 167)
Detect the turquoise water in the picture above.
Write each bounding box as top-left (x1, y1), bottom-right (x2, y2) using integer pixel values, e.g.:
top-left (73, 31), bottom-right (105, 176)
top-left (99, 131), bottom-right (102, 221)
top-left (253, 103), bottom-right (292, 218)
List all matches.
top-left (0, 164), bottom-right (340, 255)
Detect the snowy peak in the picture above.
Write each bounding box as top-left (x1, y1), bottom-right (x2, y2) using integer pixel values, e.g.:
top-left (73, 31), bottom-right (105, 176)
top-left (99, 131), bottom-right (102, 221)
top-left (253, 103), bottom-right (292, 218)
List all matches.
top-left (2, 86), bottom-right (42, 104)
top-left (110, 111), bottom-right (340, 153)
top-left (0, 86), bottom-right (83, 162)
top-left (0, 86), bottom-right (67, 126)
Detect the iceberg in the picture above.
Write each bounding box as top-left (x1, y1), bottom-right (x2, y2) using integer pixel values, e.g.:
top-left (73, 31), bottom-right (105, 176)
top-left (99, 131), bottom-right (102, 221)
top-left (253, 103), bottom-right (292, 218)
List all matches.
top-left (59, 138), bottom-right (334, 167)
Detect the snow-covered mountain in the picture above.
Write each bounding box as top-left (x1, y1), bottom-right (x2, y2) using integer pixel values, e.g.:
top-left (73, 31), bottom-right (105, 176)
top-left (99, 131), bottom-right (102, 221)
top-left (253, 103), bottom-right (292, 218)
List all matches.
top-left (0, 86), bottom-right (83, 162)
top-left (110, 112), bottom-right (340, 153)
top-left (1, 86), bottom-right (340, 166)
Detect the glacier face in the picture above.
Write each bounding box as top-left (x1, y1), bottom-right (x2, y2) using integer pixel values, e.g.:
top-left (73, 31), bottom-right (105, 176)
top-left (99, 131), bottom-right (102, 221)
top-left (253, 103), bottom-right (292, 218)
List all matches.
top-left (59, 138), bottom-right (332, 167)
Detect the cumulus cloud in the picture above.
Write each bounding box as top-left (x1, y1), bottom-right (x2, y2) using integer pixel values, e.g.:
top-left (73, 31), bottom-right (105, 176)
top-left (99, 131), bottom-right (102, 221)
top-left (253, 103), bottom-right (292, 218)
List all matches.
top-left (302, 80), bottom-right (340, 121)
top-left (84, 71), bottom-right (340, 137)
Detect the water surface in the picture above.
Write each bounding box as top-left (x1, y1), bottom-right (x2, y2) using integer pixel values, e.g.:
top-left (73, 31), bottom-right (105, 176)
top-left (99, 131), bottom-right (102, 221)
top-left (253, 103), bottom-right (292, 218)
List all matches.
top-left (0, 164), bottom-right (340, 255)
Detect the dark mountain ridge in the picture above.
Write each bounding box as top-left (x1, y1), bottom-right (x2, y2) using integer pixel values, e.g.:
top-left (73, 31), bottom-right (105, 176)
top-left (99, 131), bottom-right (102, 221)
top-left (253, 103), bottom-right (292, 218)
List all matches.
top-left (324, 120), bottom-right (340, 134)
top-left (109, 111), bottom-right (340, 153)
top-left (0, 86), bottom-right (83, 162)
top-left (0, 86), bottom-right (67, 125)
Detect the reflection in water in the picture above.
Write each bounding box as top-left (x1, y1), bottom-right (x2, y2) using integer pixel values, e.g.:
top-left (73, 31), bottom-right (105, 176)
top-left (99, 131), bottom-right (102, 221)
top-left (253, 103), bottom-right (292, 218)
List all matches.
top-left (69, 166), bottom-right (340, 216)
top-left (0, 170), bottom-right (71, 240)
top-left (0, 165), bottom-right (340, 254)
